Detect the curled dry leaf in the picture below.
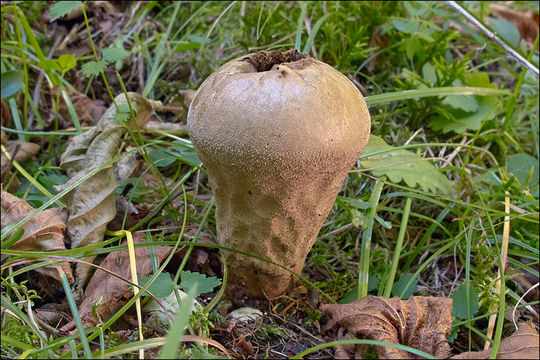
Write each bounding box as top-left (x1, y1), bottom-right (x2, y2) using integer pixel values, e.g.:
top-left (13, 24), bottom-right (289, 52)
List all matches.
top-left (0, 190), bottom-right (73, 283)
top-left (54, 92), bottom-right (162, 287)
top-left (321, 296), bottom-right (453, 359)
top-left (452, 321), bottom-right (539, 359)
top-left (60, 233), bottom-right (171, 332)
top-left (1, 140), bottom-right (41, 191)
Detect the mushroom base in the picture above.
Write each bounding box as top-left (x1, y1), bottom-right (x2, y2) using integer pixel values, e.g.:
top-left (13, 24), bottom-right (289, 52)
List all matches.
top-left (205, 156), bottom-right (352, 299)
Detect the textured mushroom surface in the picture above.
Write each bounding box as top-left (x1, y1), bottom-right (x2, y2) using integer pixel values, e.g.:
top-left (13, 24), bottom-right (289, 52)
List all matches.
top-left (187, 49), bottom-right (371, 298)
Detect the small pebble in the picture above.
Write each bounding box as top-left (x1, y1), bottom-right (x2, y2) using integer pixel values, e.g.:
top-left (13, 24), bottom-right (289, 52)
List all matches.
top-left (227, 307), bottom-right (263, 322)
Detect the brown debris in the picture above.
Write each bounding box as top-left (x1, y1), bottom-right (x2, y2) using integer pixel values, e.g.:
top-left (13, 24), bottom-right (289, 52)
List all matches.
top-left (322, 296), bottom-right (453, 359)
top-left (59, 233), bottom-right (171, 332)
top-left (452, 321), bottom-right (539, 359)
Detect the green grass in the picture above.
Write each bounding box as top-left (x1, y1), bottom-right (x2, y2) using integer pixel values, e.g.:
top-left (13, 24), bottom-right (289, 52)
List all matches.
top-left (1, 1), bottom-right (539, 358)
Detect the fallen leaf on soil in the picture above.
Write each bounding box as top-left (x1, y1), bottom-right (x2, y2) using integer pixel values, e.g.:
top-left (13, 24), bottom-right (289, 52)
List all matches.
top-left (0, 190), bottom-right (73, 283)
top-left (321, 295), bottom-right (452, 359)
top-left (60, 233), bottom-right (171, 331)
top-left (452, 321), bottom-right (539, 359)
top-left (57, 86), bottom-right (106, 127)
top-left (1, 140), bottom-right (40, 190)
top-left (54, 92), bottom-right (162, 287)
top-left (489, 4), bottom-right (539, 47)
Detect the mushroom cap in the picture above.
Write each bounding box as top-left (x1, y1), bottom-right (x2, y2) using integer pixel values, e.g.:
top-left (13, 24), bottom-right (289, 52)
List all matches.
top-left (188, 50), bottom-right (371, 170)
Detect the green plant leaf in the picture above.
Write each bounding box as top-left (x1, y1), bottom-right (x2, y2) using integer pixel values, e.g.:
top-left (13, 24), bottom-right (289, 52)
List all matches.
top-left (180, 271), bottom-right (221, 295)
top-left (82, 60), bottom-right (108, 77)
top-left (451, 282), bottom-right (480, 319)
top-left (148, 149), bottom-right (177, 168)
top-left (49, 1), bottom-right (81, 20)
top-left (508, 153), bottom-right (539, 188)
top-left (488, 17), bottom-right (520, 47)
top-left (361, 135), bottom-right (453, 194)
top-left (1, 70), bottom-right (24, 98)
top-left (102, 47), bottom-right (130, 63)
top-left (38, 59), bottom-right (62, 72)
top-left (58, 54), bottom-right (77, 72)
top-left (392, 273), bottom-right (417, 300)
top-left (139, 273), bottom-right (174, 298)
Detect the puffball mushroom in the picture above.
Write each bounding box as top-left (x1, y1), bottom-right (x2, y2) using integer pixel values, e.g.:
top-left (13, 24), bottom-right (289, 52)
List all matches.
top-left (187, 49), bottom-right (371, 298)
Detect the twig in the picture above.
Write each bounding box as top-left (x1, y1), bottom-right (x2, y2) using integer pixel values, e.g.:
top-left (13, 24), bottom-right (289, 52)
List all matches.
top-left (446, 1), bottom-right (539, 78)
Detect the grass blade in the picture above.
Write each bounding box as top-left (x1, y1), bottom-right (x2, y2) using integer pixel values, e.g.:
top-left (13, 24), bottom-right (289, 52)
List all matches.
top-left (358, 179), bottom-right (384, 299)
top-left (294, 3), bottom-right (307, 51)
top-left (364, 86), bottom-right (510, 105)
top-left (303, 13), bottom-right (330, 53)
top-left (159, 284), bottom-right (198, 359)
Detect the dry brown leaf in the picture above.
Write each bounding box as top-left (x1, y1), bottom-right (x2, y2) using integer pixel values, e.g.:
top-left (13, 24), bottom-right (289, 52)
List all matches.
top-left (60, 233), bottom-right (171, 331)
top-left (321, 296), bottom-right (452, 359)
top-left (55, 92), bottom-right (162, 287)
top-left (0, 190), bottom-right (73, 283)
top-left (57, 87), bottom-right (106, 127)
top-left (490, 4), bottom-right (539, 47)
top-left (1, 141), bottom-right (41, 190)
top-left (452, 321), bottom-right (539, 359)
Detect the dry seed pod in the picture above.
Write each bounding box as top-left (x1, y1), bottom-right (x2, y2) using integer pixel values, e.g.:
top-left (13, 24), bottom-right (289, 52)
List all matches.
top-left (187, 49), bottom-right (371, 298)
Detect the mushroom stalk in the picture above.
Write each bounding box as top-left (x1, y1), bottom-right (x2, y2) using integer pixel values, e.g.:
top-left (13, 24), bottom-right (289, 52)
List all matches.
top-left (187, 49), bottom-right (371, 298)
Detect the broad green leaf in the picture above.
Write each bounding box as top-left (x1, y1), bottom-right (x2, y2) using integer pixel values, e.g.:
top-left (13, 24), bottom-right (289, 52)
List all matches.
top-left (488, 17), bottom-right (520, 47)
top-left (404, 1), bottom-right (429, 17)
top-left (139, 273), bottom-right (174, 298)
top-left (180, 271), bottom-right (221, 295)
top-left (431, 70), bottom-right (499, 133)
top-left (49, 1), bottom-right (81, 20)
top-left (361, 135), bottom-right (453, 194)
top-left (148, 149), bottom-right (176, 168)
top-left (451, 283), bottom-right (480, 319)
top-left (1, 70), bottom-right (24, 98)
top-left (442, 94), bottom-right (478, 112)
top-left (82, 60), bottom-right (108, 77)
top-left (430, 94), bottom-right (498, 133)
top-left (38, 59), bottom-right (62, 72)
top-left (392, 19), bottom-right (419, 34)
top-left (508, 153), bottom-right (539, 188)
top-left (58, 54), bottom-right (77, 72)
top-left (421, 63), bottom-right (437, 86)
top-left (102, 47), bottom-right (130, 63)
top-left (392, 273), bottom-right (417, 299)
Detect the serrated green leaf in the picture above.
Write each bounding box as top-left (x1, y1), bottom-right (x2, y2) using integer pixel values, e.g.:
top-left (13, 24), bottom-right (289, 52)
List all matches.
top-left (361, 135), bottom-right (453, 194)
top-left (139, 273), bottom-right (174, 298)
top-left (451, 282), bottom-right (480, 319)
top-left (1, 70), bottom-right (24, 98)
top-left (82, 60), bottom-right (108, 77)
top-left (50, 1), bottom-right (81, 20)
top-left (102, 47), bottom-right (130, 63)
top-left (180, 271), bottom-right (221, 295)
